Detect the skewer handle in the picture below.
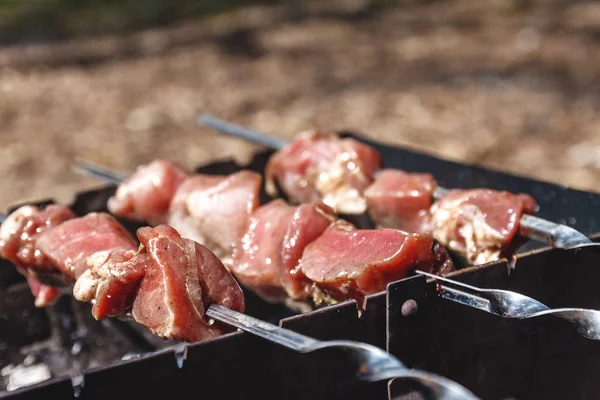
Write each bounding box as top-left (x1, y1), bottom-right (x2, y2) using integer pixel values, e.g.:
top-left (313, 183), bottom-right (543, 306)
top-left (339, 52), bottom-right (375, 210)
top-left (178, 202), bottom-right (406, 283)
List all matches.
top-left (198, 114), bottom-right (289, 150)
top-left (518, 214), bottom-right (594, 248)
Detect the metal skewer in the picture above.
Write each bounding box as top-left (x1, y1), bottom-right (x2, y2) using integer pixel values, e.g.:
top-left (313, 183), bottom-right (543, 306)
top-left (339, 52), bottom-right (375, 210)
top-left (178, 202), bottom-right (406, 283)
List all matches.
top-left (198, 115), bottom-right (289, 150)
top-left (416, 270), bottom-right (600, 340)
top-left (206, 304), bottom-right (479, 400)
top-left (198, 114), bottom-right (598, 250)
top-left (72, 159), bottom-right (128, 186)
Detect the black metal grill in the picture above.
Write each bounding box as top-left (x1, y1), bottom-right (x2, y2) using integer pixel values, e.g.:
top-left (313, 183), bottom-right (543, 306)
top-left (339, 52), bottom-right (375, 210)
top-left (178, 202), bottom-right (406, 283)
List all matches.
top-left (1, 131), bottom-right (599, 400)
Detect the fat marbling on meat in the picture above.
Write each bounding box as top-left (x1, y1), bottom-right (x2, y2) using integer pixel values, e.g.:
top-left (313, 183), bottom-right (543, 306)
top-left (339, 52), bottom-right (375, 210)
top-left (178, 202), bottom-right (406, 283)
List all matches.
top-left (265, 131), bottom-right (382, 215)
top-left (298, 220), bottom-right (454, 305)
top-left (430, 189), bottom-right (537, 264)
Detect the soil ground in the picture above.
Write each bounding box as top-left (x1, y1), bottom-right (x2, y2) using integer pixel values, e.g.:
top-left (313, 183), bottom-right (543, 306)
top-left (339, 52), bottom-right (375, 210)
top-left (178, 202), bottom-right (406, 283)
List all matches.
top-left (0, 0), bottom-right (599, 210)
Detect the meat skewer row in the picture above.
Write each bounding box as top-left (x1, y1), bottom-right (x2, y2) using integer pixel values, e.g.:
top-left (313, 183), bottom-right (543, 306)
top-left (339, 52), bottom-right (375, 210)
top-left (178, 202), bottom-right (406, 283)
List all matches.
top-left (0, 211), bottom-right (478, 398)
top-left (0, 212), bottom-right (483, 399)
top-left (0, 206), bottom-right (245, 342)
top-left (198, 115), bottom-right (597, 264)
top-left (73, 159), bottom-right (454, 309)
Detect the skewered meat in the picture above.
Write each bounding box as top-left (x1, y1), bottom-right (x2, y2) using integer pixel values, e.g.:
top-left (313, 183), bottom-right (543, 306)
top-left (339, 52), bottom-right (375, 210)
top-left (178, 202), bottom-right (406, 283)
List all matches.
top-left (0, 205), bottom-right (245, 342)
top-left (265, 131), bottom-right (382, 214)
top-left (106, 159), bottom-right (455, 307)
top-left (267, 135), bottom-right (540, 264)
top-left (230, 200), bottom-right (296, 303)
top-left (299, 220), bottom-right (453, 305)
top-left (365, 171), bottom-right (538, 263)
top-left (24, 274), bottom-right (61, 308)
top-left (430, 189), bottom-right (537, 264)
top-left (280, 202), bottom-right (337, 300)
top-left (37, 212), bottom-right (138, 281)
top-left (168, 170), bottom-right (262, 263)
top-left (0, 205), bottom-right (77, 306)
top-left (76, 223), bottom-right (245, 341)
top-left (35, 212), bottom-right (140, 318)
top-left (260, 128), bottom-right (542, 264)
top-left (107, 160), bottom-right (263, 265)
top-left (0, 205), bottom-right (77, 272)
top-left (130, 225), bottom-right (245, 342)
top-left (108, 159), bottom-right (188, 225)
top-left (365, 169), bottom-right (437, 233)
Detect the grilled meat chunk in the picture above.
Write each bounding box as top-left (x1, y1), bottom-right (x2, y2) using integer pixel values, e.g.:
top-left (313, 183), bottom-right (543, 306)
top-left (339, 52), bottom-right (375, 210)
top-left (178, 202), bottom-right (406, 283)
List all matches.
top-left (430, 189), bottom-right (537, 264)
top-left (280, 202), bottom-right (336, 300)
top-left (107, 159), bottom-right (262, 265)
top-left (265, 131), bottom-right (382, 215)
top-left (0, 205), bottom-right (77, 271)
top-left (24, 274), bottom-right (62, 308)
top-left (29, 212), bottom-right (140, 319)
top-left (168, 170), bottom-right (262, 263)
top-left (37, 213), bottom-right (138, 281)
top-left (0, 205), bottom-right (77, 306)
top-left (230, 200), bottom-right (296, 302)
top-left (107, 159), bottom-right (188, 225)
top-left (299, 221), bottom-right (454, 305)
top-left (0, 205), bottom-right (245, 342)
top-left (130, 225), bottom-right (245, 342)
top-left (365, 169), bottom-right (437, 233)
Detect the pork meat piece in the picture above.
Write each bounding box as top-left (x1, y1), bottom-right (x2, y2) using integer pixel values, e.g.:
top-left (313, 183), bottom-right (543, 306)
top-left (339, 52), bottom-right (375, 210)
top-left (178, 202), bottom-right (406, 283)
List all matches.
top-left (365, 169), bottom-right (437, 233)
top-left (37, 213), bottom-right (138, 281)
top-left (230, 200), bottom-right (296, 303)
top-left (299, 221), bottom-right (454, 305)
top-left (429, 189), bottom-right (537, 264)
top-left (32, 212), bottom-right (140, 318)
top-left (280, 202), bottom-right (336, 300)
top-left (0, 205), bottom-right (76, 306)
top-left (73, 247), bottom-right (142, 319)
top-left (265, 131), bottom-right (382, 215)
top-left (25, 273), bottom-right (62, 307)
top-left (0, 205), bottom-right (77, 271)
top-left (107, 159), bottom-right (188, 225)
top-left (168, 170), bottom-right (262, 263)
top-left (131, 225), bottom-right (245, 342)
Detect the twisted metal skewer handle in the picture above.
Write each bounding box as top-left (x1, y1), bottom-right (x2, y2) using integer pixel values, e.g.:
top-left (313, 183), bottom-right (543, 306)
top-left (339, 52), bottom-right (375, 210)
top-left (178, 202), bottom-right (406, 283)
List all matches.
top-left (417, 271), bottom-right (600, 340)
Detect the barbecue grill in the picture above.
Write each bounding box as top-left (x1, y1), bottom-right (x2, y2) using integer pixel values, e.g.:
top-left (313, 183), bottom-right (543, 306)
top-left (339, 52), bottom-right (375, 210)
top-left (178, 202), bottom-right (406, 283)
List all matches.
top-left (1, 131), bottom-right (599, 400)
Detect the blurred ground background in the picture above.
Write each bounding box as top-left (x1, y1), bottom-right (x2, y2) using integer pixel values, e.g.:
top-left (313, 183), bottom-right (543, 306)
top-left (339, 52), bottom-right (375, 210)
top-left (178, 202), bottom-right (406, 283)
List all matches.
top-left (0, 0), bottom-right (599, 209)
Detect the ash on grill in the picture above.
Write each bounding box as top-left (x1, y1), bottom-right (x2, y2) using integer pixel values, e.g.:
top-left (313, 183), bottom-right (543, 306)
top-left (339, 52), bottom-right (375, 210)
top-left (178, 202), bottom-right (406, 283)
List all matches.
top-left (0, 278), bottom-right (178, 392)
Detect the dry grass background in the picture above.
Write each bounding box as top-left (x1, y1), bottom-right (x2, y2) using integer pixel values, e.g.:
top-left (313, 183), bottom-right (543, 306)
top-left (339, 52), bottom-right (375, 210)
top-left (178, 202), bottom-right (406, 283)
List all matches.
top-left (0, 0), bottom-right (599, 210)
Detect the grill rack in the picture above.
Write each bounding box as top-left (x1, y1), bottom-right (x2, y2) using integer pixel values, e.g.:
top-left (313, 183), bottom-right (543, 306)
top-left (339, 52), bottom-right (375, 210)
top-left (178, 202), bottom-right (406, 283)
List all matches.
top-left (1, 131), bottom-right (600, 399)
